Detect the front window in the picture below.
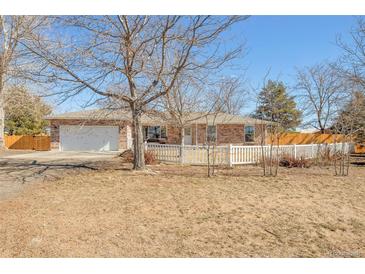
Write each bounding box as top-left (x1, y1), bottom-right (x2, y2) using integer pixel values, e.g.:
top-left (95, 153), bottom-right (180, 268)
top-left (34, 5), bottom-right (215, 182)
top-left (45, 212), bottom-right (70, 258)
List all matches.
top-left (207, 125), bottom-right (216, 142)
top-left (244, 125), bottom-right (255, 142)
top-left (144, 126), bottom-right (167, 139)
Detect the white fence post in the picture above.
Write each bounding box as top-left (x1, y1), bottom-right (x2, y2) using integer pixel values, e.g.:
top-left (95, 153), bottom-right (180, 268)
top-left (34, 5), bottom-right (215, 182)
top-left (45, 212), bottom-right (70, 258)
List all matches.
top-left (228, 144), bottom-right (233, 167)
top-left (148, 142), bottom-right (350, 166)
top-left (294, 144), bottom-right (297, 159)
top-left (144, 141), bottom-right (148, 151)
top-left (180, 144), bottom-right (185, 164)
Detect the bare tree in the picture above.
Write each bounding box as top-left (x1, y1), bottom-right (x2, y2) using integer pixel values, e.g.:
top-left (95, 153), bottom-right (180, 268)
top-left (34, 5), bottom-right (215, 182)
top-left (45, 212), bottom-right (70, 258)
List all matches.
top-left (295, 63), bottom-right (345, 133)
top-left (0, 16), bottom-right (46, 148)
top-left (23, 15), bottom-right (247, 169)
top-left (205, 79), bottom-right (246, 177)
top-left (332, 88), bottom-right (365, 176)
top-left (163, 74), bottom-right (206, 148)
top-left (164, 75), bottom-right (245, 144)
top-left (337, 17), bottom-right (365, 90)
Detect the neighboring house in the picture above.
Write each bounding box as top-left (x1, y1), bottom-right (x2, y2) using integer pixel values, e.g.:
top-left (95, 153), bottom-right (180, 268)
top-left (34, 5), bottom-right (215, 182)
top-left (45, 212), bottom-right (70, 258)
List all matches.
top-left (46, 109), bottom-right (272, 151)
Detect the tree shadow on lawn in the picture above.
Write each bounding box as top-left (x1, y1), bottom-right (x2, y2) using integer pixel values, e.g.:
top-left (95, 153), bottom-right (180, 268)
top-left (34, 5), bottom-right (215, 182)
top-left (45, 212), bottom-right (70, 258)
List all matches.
top-left (150, 163), bottom-right (342, 179)
top-left (0, 158), bottom-right (136, 200)
top-left (149, 164), bottom-right (265, 178)
top-left (0, 159), bottom-right (103, 185)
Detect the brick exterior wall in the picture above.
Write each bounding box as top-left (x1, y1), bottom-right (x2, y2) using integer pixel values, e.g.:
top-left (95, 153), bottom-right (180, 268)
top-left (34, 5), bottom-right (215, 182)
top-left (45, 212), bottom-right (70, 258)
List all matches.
top-left (255, 124), bottom-right (266, 145)
top-left (195, 124), bottom-right (207, 144)
top-left (217, 124), bottom-right (265, 145)
top-left (166, 123), bottom-right (267, 145)
top-left (50, 119), bottom-right (267, 150)
top-left (165, 124), bottom-right (207, 145)
top-left (166, 124), bottom-right (181, 144)
top-left (217, 124), bottom-right (243, 144)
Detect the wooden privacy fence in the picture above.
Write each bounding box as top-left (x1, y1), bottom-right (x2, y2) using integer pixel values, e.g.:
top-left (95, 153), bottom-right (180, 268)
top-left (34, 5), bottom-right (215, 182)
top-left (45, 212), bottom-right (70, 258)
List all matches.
top-left (267, 133), bottom-right (346, 145)
top-left (355, 144), bottom-right (365, 154)
top-left (5, 135), bottom-right (51, 151)
top-left (146, 142), bottom-right (352, 166)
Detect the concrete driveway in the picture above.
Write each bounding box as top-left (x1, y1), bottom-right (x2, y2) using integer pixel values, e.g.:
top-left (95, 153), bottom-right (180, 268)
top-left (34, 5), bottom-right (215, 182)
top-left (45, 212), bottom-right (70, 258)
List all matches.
top-left (0, 150), bottom-right (121, 200)
top-left (1, 150), bottom-right (120, 161)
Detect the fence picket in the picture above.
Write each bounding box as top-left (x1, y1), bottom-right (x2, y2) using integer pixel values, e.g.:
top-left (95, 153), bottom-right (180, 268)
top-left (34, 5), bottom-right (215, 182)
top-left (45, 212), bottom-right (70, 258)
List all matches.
top-left (146, 142), bottom-right (351, 166)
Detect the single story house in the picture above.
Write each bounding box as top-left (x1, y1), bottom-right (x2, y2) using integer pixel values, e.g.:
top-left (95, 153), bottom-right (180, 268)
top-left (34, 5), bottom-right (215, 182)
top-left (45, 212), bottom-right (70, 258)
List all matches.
top-left (46, 109), bottom-right (272, 151)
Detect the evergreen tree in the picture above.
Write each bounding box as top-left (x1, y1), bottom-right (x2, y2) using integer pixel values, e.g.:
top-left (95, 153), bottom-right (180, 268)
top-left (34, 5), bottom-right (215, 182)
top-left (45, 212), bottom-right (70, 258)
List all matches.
top-left (4, 86), bottom-right (52, 135)
top-left (254, 80), bottom-right (302, 131)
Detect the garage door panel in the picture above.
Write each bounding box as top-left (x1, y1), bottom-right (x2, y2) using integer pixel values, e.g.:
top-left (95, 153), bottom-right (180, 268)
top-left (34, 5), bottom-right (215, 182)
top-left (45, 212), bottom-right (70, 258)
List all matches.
top-left (60, 125), bottom-right (119, 151)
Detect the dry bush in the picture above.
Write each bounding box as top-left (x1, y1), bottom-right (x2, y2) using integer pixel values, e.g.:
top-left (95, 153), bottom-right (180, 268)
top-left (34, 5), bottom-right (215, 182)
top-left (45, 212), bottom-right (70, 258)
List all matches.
top-left (144, 151), bottom-right (158, 165)
top-left (313, 147), bottom-right (337, 166)
top-left (279, 154), bottom-right (312, 168)
top-left (119, 149), bottom-right (158, 165)
top-left (119, 149), bottom-right (134, 163)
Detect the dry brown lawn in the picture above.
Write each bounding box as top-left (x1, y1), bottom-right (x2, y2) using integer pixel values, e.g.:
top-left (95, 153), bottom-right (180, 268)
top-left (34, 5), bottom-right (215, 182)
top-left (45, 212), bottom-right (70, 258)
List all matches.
top-left (0, 163), bottom-right (364, 257)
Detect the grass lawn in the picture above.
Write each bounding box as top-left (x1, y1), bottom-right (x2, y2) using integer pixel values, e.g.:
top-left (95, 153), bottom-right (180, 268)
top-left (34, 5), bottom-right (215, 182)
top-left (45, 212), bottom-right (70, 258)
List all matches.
top-left (0, 163), bottom-right (364, 257)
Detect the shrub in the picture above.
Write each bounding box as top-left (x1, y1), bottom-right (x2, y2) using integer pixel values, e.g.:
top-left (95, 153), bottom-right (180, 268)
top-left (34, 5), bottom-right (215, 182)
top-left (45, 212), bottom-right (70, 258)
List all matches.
top-left (279, 154), bottom-right (312, 168)
top-left (144, 150), bottom-right (158, 165)
top-left (119, 149), bottom-right (134, 163)
top-left (119, 149), bottom-right (158, 165)
top-left (313, 147), bottom-right (339, 166)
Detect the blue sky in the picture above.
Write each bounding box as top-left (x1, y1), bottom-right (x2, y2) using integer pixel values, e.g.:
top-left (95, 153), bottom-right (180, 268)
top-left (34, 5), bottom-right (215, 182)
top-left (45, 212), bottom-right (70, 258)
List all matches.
top-left (53, 16), bottom-right (358, 114)
top-left (237, 16), bottom-right (356, 112)
top-left (240, 16), bottom-right (355, 81)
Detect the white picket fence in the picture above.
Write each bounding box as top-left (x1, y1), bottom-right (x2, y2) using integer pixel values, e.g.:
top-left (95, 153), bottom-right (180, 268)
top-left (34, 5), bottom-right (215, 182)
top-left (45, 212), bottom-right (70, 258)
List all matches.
top-left (145, 142), bottom-right (352, 166)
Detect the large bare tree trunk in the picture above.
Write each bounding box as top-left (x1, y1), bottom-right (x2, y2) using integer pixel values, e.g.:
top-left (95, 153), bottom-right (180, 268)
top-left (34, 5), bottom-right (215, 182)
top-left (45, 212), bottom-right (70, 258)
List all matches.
top-left (0, 95), bottom-right (4, 149)
top-left (0, 76), bottom-right (5, 149)
top-left (131, 105), bottom-right (145, 170)
top-left (179, 127), bottom-right (185, 164)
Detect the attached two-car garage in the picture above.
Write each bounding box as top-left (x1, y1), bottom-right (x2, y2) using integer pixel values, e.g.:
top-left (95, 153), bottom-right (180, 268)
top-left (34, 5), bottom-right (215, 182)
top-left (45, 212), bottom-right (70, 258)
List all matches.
top-left (59, 125), bottom-right (119, 151)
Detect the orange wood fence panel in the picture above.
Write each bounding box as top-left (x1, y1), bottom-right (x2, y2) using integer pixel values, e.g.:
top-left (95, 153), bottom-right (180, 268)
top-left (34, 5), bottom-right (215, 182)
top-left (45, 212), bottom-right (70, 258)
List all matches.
top-left (33, 136), bottom-right (51, 151)
top-left (267, 133), bottom-right (346, 145)
top-left (355, 144), bottom-right (365, 154)
top-left (5, 135), bottom-right (51, 151)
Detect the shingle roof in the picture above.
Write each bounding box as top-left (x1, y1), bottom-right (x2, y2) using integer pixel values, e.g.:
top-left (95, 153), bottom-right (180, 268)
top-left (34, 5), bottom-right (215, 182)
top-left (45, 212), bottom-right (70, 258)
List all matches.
top-left (46, 109), bottom-right (272, 125)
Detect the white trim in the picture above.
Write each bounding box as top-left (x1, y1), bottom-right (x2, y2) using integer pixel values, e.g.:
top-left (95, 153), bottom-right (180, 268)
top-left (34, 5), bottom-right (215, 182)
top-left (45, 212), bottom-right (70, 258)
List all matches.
top-left (183, 126), bottom-right (192, 145)
top-left (244, 124), bottom-right (255, 143)
top-left (206, 124), bottom-right (217, 143)
top-left (143, 125), bottom-right (168, 139)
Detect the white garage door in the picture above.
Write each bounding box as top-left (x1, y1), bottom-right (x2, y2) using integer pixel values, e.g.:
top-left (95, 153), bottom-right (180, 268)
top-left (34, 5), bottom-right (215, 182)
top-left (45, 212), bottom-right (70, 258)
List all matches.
top-left (60, 125), bottom-right (119, 151)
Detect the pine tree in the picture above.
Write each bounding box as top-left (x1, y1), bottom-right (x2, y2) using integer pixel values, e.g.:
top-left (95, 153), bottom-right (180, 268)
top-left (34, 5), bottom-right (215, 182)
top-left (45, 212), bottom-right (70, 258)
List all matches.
top-left (254, 80), bottom-right (302, 131)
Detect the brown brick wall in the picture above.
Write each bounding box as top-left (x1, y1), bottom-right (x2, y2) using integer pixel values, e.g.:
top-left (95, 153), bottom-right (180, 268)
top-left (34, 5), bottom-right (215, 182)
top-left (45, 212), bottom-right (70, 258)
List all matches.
top-left (218, 124), bottom-right (267, 145)
top-left (163, 123), bottom-right (267, 145)
top-left (50, 119), bottom-right (267, 150)
top-left (165, 124), bottom-right (206, 145)
top-left (166, 124), bottom-right (181, 144)
top-left (166, 124), bottom-right (207, 145)
top-left (255, 124), bottom-right (266, 145)
top-left (217, 124), bottom-right (244, 144)
top-left (195, 124), bottom-right (207, 144)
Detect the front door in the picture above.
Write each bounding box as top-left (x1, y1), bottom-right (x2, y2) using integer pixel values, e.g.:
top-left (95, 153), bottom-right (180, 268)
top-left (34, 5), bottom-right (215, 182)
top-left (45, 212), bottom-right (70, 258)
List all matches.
top-left (184, 127), bottom-right (192, 145)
